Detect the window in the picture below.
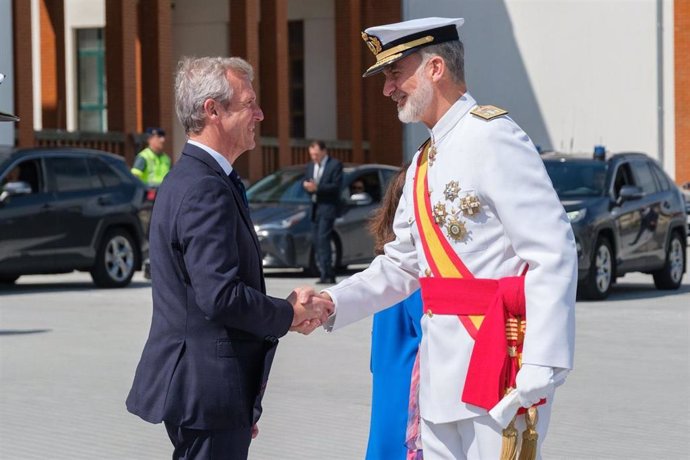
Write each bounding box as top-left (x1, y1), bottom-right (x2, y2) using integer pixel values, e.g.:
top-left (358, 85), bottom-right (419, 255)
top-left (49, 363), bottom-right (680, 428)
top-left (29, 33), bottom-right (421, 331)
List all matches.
top-left (288, 21), bottom-right (305, 138)
top-left (649, 163), bottom-right (670, 191)
top-left (613, 163), bottom-right (635, 198)
top-left (88, 158), bottom-right (121, 188)
top-left (1, 159), bottom-right (42, 193)
top-left (631, 161), bottom-right (658, 195)
top-left (77, 28), bottom-right (107, 132)
top-left (45, 157), bottom-right (96, 192)
top-left (349, 171), bottom-right (383, 202)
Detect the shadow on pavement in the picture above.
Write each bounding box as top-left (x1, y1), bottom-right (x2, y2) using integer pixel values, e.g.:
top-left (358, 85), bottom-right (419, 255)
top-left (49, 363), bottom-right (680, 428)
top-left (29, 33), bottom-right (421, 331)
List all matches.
top-left (0, 329), bottom-right (52, 336)
top-left (0, 280), bottom-right (151, 296)
top-left (603, 282), bottom-right (690, 302)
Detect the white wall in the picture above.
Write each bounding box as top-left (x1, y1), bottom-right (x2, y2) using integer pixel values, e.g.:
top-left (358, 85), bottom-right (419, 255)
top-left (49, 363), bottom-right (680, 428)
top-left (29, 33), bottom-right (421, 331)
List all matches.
top-left (171, 0), bottom-right (230, 155)
top-left (64, 0), bottom-right (105, 131)
top-left (0, 0), bottom-right (14, 146)
top-left (402, 0), bottom-right (674, 171)
top-left (289, 0), bottom-right (337, 141)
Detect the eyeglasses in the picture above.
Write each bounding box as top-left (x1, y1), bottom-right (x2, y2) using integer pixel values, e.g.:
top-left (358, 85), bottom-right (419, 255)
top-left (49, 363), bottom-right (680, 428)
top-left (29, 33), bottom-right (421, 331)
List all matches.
top-left (351, 185), bottom-right (365, 192)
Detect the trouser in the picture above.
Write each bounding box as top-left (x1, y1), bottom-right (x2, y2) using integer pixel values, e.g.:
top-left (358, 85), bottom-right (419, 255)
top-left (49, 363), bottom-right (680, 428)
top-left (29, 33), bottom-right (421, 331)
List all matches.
top-left (312, 212), bottom-right (335, 279)
top-left (420, 397), bottom-right (553, 460)
top-left (164, 422), bottom-right (252, 460)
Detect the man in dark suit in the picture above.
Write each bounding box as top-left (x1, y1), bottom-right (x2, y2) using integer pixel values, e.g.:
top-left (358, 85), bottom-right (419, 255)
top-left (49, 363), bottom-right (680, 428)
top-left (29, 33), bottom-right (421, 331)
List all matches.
top-left (302, 140), bottom-right (343, 284)
top-left (126, 56), bottom-right (331, 460)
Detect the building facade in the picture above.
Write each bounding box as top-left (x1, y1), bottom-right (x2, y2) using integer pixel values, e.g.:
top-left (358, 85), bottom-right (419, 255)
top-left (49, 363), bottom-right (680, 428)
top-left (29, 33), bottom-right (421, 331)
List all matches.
top-left (3, 0), bottom-right (689, 185)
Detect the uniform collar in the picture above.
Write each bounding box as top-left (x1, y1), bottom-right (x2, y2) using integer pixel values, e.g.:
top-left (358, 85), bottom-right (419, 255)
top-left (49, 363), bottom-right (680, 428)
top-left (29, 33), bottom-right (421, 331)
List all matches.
top-left (429, 92), bottom-right (476, 145)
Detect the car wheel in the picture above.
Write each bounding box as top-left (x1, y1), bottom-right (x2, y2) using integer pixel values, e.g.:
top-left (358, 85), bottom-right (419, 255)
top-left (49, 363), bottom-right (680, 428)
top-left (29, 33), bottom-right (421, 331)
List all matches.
top-left (0, 275), bottom-right (19, 284)
top-left (90, 228), bottom-right (138, 288)
top-left (580, 236), bottom-right (614, 300)
top-left (307, 236), bottom-right (341, 276)
top-left (652, 232), bottom-right (685, 290)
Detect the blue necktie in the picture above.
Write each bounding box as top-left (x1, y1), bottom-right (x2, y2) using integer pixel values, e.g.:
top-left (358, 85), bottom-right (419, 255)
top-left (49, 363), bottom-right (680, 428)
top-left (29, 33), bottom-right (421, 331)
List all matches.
top-left (229, 170), bottom-right (248, 208)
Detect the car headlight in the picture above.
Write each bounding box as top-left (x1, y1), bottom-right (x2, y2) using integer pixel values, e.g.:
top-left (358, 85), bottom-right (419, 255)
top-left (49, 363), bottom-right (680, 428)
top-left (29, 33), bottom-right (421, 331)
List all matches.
top-left (567, 208), bottom-right (587, 223)
top-left (255, 210), bottom-right (307, 230)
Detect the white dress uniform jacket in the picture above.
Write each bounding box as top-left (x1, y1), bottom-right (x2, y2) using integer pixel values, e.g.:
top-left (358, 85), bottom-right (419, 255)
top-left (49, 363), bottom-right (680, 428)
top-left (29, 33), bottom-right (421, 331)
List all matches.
top-left (325, 92), bottom-right (577, 424)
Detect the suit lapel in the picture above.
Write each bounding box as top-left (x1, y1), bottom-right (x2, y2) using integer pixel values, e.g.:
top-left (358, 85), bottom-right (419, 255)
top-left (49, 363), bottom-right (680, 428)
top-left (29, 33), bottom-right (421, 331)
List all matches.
top-left (181, 143), bottom-right (263, 263)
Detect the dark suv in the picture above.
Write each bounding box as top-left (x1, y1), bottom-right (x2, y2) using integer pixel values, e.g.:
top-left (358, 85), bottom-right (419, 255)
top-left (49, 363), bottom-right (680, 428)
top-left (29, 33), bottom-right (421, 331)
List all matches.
top-left (0, 147), bottom-right (148, 287)
top-left (543, 152), bottom-right (687, 300)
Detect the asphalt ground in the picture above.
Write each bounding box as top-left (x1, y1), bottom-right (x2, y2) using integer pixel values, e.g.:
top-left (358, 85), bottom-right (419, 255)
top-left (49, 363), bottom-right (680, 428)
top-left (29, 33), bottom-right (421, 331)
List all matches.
top-left (1, 263), bottom-right (688, 459)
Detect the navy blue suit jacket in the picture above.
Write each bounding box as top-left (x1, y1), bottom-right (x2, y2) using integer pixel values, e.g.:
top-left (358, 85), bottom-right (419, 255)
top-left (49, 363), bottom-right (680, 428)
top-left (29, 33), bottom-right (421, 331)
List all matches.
top-left (305, 157), bottom-right (343, 219)
top-left (126, 143), bottom-right (294, 430)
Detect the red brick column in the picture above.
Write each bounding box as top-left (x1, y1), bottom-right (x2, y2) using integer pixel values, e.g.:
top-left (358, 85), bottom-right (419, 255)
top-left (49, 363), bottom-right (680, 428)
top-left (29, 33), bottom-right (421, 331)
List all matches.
top-left (139, 0), bottom-right (173, 152)
top-left (675, 0), bottom-right (690, 185)
top-left (260, 0), bottom-right (290, 169)
top-left (106, 0), bottom-right (138, 164)
top-left (335, 0), bottom-right (364, 163)
top-left (362, 0), bottom-right (402, 166)
top-left (12, 0), bottom-right (34, 147)
top-left (229, 0), bottom-right (262, 181)
top-left (40, 0), bottom-right (66, 129)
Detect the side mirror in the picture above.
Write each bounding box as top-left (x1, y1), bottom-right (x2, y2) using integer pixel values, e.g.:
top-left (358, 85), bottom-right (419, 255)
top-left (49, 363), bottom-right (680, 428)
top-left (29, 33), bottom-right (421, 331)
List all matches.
top-left (349, 192), bottom-right (373, 206)
top-left (0, 180), bottom-right (32, 203)
top-left (616, 185), bottom-right (643, 205)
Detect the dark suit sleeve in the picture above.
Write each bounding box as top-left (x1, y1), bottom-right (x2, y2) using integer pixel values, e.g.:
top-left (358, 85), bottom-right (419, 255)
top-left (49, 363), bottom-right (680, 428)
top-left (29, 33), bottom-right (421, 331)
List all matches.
top-left (177, 176), bottom-right (293, 338)
top-left (316, 160), bottom-right (343, 199)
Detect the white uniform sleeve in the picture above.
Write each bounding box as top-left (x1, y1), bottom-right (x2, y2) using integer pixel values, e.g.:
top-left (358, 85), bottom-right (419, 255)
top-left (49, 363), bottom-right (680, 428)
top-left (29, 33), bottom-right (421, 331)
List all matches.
top-left (324, 162), bottom-right (421, 331)
top-left (479, 118), bottom-right (577, 369)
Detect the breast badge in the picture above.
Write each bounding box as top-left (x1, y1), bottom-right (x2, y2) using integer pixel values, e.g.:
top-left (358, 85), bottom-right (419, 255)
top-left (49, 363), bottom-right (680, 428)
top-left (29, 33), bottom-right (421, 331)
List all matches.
top-left (460, 194), bottom-right (481, 216)
top-left (433, 202), bottom-right (448, 226)
top-left (445, 217), bottom-right (467, 242)
top-left (444, 180), bottom-right (461, 202)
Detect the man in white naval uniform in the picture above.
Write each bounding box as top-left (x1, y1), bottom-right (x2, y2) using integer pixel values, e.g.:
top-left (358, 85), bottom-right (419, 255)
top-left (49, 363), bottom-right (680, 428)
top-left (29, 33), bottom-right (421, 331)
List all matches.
top-left (304, 17), bottom-right (576, 459)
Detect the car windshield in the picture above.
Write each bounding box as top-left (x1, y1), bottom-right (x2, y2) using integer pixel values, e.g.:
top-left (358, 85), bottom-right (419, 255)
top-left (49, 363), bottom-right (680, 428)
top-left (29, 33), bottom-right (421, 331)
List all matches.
top-left (247, 169), bottom-right (310, 204)
top-left (544, 160), bottom-right (608, 197)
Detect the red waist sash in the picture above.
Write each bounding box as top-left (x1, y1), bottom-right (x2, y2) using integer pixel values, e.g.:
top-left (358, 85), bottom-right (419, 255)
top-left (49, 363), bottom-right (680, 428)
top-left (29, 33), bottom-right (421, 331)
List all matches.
top-left (419, 276), bottom-right (525, 411)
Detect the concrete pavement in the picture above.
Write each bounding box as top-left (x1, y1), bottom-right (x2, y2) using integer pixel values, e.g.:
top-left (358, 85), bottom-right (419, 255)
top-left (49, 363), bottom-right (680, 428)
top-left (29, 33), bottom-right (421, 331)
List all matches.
top-left (0, 267), bottom-right (688, 459)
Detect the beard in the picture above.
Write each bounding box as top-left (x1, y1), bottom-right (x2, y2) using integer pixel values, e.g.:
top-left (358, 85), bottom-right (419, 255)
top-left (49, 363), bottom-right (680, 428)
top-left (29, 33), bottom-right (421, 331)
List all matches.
top-left (397, 71), bottom-right (432, 123)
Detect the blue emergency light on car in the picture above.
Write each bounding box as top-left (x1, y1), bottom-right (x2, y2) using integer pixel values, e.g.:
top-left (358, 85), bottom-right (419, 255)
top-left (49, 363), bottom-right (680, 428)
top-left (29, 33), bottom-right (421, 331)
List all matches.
top-left (593, 145), bottom-right (606, 161)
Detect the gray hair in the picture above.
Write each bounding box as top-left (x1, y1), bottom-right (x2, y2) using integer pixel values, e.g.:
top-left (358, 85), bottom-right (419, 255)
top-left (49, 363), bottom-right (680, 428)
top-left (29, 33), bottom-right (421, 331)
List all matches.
top-left (419, 40), bottom-right (465, 84)
top-left (175, 56), bottom-right (255, 135)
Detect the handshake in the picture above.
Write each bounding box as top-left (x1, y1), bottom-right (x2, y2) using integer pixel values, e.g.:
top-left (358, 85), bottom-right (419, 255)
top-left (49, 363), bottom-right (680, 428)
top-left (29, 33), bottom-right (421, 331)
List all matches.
top-left (286, 287), bottom-right (335, 335)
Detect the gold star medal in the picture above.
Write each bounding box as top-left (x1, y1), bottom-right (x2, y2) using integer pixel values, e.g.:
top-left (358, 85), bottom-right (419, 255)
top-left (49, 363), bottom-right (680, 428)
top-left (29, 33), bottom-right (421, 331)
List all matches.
top-left (445, 217), bottom-right (467, 242)
top-left (460, 194), bottom-right (481, 216)
top-left (444, 181), bottom-right (461, 202)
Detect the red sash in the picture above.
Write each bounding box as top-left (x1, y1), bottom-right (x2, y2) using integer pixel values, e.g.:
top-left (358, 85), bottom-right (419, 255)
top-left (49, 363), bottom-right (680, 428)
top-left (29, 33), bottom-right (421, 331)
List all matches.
top-left (413, 142), bottom-right (529, 410)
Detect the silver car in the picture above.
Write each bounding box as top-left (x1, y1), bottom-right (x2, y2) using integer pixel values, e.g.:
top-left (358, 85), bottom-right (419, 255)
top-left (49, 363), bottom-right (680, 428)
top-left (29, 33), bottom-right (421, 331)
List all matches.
top-left (248, 164), bottom-right (399, 274)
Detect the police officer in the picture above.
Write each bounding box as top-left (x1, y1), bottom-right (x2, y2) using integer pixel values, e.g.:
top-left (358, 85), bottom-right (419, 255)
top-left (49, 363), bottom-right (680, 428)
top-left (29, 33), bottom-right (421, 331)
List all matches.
top-left (131, 127), bottom-right (171, 186)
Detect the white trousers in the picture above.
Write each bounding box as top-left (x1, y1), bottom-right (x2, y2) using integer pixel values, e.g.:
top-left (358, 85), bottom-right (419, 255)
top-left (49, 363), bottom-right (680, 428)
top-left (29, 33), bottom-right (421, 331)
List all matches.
top-left (420, 397), bottom-right (553, 460)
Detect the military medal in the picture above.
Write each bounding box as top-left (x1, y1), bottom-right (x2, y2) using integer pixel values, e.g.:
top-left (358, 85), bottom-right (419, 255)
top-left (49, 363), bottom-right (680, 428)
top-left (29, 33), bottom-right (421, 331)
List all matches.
top-left (443, 180), bottom-right (461, 202)
top-left (433, 202), bottom-right (448, 226)
top-left (428, 144), bottom-right (437, 166)
top-left (445, 217), bottom-right (467, 241)
top-left (460, 194), bottom-right (481, 216)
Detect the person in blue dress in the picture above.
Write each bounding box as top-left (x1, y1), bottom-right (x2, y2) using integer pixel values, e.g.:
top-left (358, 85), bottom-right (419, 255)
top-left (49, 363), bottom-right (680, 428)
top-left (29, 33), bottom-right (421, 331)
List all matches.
top-left (365, 167), bottom-right (423, 459)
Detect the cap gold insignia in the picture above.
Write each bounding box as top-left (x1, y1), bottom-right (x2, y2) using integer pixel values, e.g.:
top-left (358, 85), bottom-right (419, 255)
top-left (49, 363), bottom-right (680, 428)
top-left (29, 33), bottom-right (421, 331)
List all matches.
top-left (361, 32), bottom-right (382, 56)
top-left (445, 217), bottom-right (467, 242)
top-left (444, 181), bottom-right (461, 202)
top-left (433, 202), bottom-right (448, 226)
top-left (470, 105), bottom-right (508, 121)
top-left (460, 194), bottom-right (481, 216)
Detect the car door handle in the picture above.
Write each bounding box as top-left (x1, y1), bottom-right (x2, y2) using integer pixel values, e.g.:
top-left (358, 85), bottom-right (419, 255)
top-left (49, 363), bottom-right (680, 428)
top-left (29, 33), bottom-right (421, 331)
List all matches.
top-left (97, 196), bottom-right (112, 205)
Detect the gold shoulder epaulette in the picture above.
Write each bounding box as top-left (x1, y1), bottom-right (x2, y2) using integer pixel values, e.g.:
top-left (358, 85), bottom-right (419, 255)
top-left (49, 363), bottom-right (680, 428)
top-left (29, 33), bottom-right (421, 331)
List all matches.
top-left (470, 105), bottom-right (508, 121)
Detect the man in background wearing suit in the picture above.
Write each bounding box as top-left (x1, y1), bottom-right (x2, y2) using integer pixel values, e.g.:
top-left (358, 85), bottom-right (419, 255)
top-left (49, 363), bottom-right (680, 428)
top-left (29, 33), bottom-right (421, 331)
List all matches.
top-left (126, 56), bottom-right (331, 460)
top-left (303, 140), bottom-right (343, 284)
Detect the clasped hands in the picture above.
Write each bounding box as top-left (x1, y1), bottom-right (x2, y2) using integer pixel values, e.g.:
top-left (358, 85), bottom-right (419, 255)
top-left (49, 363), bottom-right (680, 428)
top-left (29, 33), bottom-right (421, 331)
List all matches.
top-left (287, 287), bottom-right (333, 335)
